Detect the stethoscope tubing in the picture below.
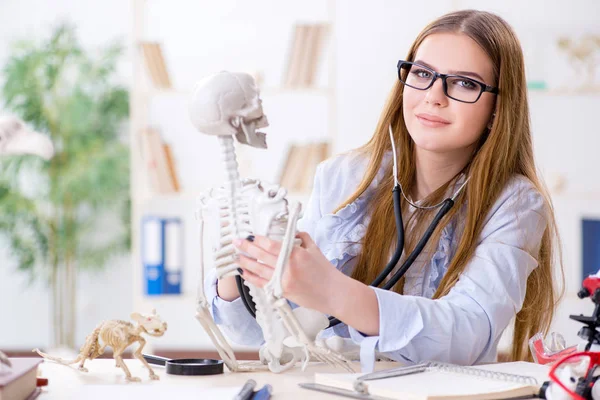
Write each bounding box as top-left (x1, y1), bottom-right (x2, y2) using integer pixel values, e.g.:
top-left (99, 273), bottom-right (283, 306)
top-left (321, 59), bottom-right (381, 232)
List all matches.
top-left (326, 187), bottom-right (454, 328)
top-left (235, 183), bottom-right (455, 328)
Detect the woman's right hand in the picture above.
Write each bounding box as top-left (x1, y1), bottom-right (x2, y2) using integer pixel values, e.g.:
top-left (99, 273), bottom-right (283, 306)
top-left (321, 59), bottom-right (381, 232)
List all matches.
top-left (216, 275), bottom-right (241, 302)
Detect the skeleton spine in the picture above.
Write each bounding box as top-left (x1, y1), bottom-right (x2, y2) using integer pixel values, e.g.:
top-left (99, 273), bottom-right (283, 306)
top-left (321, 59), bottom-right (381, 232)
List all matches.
top-left (219, 136), bottom-right (242, 240)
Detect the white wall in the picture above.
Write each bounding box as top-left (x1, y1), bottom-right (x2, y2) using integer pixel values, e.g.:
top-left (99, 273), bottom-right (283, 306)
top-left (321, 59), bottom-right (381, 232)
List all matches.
top-left (1, 0), bottom-right (599, 351)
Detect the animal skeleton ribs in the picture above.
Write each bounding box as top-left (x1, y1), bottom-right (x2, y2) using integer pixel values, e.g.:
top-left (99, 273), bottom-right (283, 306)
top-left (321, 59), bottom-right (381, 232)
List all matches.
top-left (190, 71), bottom-right (354, 373)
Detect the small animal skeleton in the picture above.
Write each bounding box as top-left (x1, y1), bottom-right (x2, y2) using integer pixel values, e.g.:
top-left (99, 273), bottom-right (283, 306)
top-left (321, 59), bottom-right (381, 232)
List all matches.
top-left (33, 310), bottom-right (167, 382)
top-left (190, 71), bottom-right (354, 373)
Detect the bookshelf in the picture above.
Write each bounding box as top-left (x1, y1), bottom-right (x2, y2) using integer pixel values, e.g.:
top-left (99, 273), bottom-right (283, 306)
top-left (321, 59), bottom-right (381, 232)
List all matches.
top-left (130, 0), bottom-right (337, 351)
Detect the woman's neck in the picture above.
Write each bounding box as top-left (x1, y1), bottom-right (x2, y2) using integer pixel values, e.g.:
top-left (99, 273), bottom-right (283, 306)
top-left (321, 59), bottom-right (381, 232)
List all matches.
top-left (412, 147), bottom-right (472, 201)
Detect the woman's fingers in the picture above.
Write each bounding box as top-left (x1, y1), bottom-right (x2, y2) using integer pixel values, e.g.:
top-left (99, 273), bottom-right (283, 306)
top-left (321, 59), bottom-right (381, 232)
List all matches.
top-left (238, 255), bottom-right (274, 281)
top-left (238, 268), bottom-right (269, 288)
top-left (295, 231), bottom-right (316, 249)
top-left (251, 235), bottom-right (283, 255)
top-left (234, 235), bottom-right (281, 265)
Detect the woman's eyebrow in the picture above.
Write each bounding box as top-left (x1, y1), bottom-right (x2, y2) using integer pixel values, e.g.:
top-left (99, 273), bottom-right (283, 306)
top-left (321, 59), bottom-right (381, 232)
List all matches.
top-left (414, 59), bottom-right (486, 82)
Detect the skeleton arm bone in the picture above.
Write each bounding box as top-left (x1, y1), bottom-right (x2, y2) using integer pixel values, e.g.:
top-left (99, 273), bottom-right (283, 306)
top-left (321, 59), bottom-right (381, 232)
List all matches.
top-left (195, 211), bottom-right (240, 371)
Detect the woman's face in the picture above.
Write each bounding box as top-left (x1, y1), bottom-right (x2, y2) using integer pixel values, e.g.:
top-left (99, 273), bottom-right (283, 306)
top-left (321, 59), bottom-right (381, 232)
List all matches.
top-left (402, 33), bottom-right (496, 156)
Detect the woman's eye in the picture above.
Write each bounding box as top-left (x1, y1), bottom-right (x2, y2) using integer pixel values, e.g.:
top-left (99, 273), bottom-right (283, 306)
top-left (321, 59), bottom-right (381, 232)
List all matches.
top-left (412, 69), bottom-right (431, 79)
top-left (456, 79), bottom-right (477, 90)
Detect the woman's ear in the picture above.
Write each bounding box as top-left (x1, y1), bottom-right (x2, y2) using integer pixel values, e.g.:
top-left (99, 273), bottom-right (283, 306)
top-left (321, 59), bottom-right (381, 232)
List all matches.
top-left (487, 113), bottom-right (496, 130)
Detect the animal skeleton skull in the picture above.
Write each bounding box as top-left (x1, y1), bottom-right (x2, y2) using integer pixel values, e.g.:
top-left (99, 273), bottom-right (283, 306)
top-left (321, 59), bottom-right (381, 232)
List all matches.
top-left (190, 71), bottom-right (354, 373)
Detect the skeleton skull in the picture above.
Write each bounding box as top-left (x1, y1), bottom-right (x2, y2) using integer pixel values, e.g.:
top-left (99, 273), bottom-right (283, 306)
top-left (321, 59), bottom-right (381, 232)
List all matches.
top-left (188, 71), bottom-right (269, 149)
top-left (0, 116), bottom-right (54, 159)
top-left (131, 309), bottom-right (168, 337)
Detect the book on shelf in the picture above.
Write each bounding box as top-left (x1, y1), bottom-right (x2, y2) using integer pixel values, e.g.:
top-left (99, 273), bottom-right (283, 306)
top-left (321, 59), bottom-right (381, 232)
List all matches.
top-left (140, 42), bottom-right (172, 89)
top-left (283, 25), bottom-right (304, 88)
top-left (162, 143), bottom-right (181, 192)
top-left (306, 361), bottom-right (551, 400)
top-left (140, 127), bottom-right (180, 194)
top-left (0, 358), bottom-right (43, 400)
top-left (304, 24), bottom-right (328, 87)
top-left (279, 143), bottom-right (302, 190)
top-left (279, 141), bottom-right (329, 193)
top-left (283, 23), bottom-right (329, 88)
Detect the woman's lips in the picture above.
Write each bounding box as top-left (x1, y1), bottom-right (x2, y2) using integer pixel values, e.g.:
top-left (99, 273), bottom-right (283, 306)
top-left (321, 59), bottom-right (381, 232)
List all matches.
top-left (416, 113), bottom-right (451, 128)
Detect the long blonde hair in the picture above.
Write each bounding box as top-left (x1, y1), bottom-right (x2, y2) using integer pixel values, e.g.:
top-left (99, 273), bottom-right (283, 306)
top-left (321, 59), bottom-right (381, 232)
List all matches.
top-left (336, 10), bottom-right (563, 362)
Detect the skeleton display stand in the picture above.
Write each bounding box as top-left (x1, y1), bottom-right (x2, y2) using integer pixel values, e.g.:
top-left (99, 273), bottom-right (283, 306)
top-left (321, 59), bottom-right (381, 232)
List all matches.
top-left (33, 310), bottom-right (168, 382)
top-left (190, 71), bottom-right (354, 373)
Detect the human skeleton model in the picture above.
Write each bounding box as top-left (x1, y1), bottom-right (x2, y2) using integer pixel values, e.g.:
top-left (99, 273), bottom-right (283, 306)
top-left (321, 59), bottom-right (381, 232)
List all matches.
top-left (33, 310), bottom-right (168, 382)
top-left (0, 116), bottom-right (54, 160)
top-left (190, 71), bottom-right (354, 373)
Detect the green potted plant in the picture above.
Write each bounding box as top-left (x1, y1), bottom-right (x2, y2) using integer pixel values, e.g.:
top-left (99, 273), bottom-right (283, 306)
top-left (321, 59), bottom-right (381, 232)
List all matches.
top-left (0, 23), bottom-right (130, 349)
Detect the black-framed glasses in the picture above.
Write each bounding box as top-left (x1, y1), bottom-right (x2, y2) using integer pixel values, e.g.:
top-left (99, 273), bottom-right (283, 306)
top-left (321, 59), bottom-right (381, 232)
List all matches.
top-left (397, 60), bottom-right (499, 104)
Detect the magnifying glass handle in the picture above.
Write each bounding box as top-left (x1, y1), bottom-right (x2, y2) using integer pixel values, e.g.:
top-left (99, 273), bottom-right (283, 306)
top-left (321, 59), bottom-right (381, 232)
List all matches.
top-left (142, 354), bottom-right (170, 366)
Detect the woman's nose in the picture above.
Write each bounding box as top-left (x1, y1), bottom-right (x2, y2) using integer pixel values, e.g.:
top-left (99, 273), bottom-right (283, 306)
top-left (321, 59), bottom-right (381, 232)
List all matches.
top-left (424, 77), bottom-right (447, 106)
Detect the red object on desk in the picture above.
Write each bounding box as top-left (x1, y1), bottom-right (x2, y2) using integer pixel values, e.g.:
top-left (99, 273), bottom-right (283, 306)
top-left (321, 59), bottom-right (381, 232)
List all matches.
top-left (36, 377), bottom-right (48, 387)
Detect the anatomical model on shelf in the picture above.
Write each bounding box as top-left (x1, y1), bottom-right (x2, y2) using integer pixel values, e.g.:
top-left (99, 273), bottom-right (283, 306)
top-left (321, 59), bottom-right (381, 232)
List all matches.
top-left (0, 116), bottom-right (54, 159)
top-left (33, 310), bottom-right (168, 382)
top-left (190, 71), bottom-right (354, 374)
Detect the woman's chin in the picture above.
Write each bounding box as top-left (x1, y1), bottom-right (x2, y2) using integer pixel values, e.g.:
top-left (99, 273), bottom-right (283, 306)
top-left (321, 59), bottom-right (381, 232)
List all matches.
top-left (411, 137), bottom-right (451, 153)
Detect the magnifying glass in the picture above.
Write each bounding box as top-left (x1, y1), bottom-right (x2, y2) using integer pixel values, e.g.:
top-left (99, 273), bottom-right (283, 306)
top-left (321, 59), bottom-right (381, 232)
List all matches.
top-left (142, 354), bottom-right (224, 376)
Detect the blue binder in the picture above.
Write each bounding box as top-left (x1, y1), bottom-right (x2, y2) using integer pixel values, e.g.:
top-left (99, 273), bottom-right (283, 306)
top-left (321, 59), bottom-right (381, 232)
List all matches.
top-left (142, 216), bottom-right (164, 295)
top-left (582, 219), bottom-right (600, 280)
top-left (163, 218), bottom-right (183, 294)
top-left (142, 216), bottom-right (184, 295)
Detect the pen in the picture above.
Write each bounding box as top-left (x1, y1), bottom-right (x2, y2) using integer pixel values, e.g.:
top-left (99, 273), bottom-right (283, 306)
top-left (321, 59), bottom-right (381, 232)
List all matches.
top-left (357, 362), bottom-right (430, 381)
top-left (234, 379), bottom-right (257, 400)
top-left (252, 384), bottom-right (272, 400)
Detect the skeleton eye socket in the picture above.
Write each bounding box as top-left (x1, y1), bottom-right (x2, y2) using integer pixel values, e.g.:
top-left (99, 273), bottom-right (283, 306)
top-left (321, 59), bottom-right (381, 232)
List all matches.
top-left (268, 190), bottom-right (277, 198)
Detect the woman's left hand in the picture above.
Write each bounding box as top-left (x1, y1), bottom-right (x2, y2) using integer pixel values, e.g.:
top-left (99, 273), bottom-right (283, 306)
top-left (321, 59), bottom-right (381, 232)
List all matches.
top-left (233, 232), bottom-right (342, 314)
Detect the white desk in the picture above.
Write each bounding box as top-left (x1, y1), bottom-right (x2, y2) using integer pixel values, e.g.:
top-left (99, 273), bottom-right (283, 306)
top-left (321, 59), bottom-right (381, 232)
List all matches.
top-left (37, 359), bottom-right (397, 399)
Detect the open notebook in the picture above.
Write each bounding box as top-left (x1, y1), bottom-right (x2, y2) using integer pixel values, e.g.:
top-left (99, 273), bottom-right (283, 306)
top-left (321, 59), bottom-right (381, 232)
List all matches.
top-left (305, 361), bottom-right (550, 400)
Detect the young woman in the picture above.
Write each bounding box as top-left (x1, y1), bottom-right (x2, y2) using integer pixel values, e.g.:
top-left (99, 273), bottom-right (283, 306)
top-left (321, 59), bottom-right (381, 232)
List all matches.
top-left (206, 9), bottom-right (562, 370)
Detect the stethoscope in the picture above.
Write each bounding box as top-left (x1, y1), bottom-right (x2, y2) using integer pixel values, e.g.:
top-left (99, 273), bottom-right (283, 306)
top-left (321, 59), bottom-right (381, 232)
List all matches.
top-left (236, 124), bottom-right (470, 329)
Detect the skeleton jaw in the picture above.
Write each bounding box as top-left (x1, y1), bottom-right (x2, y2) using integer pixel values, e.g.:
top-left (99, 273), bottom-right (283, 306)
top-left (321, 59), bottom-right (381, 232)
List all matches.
top-left (145, 323), bottom-right (168, 337)
top-left (233, 116), bottom-right (268, 149)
